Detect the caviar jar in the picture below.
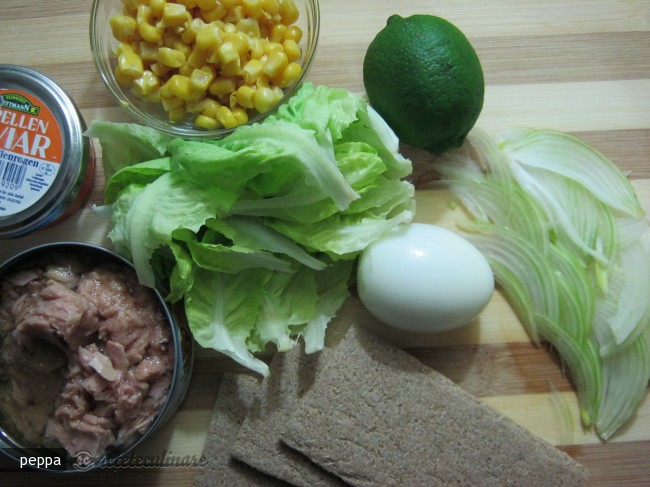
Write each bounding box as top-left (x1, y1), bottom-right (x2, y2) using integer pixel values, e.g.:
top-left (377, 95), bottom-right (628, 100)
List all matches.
top-left (0, 65), bottom-right (95, 238)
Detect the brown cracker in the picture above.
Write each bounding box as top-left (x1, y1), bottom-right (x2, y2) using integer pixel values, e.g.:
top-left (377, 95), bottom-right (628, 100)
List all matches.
top-left (231, 344), bottom-right (349, 487)
top-left (194, 373), bottom-right (290, 487)
top-left (280, 323), bottom-right (588, 487)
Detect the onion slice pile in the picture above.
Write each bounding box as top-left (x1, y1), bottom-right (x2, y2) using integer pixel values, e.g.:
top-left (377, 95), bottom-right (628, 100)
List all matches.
top-left (435, 128), bottom-right (650, 440)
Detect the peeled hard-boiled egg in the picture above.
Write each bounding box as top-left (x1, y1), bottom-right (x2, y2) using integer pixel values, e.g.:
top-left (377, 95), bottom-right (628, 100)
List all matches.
top-left (357, 223), bottom-right (494, 333)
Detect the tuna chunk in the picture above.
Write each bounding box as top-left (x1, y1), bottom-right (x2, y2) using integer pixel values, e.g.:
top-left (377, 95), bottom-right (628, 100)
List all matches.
top-left (16, 280), bottom-right (100, 350)
top-left (106, 340), bottom-right (129, 372)
top-left (46, 412), bottom-right (116, 460)
top-left (79, 344), bottom-right (121, 382)
top-left (134, 356), bottom-right (168, 382)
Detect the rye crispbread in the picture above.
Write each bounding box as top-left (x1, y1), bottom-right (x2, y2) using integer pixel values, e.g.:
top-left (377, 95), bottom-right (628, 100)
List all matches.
top-left (279, 323), bottom-right (588, 487)
top-left (193, 373), bottom-right (290, 487)
top-left (231, 345), bottom-right (349, 487)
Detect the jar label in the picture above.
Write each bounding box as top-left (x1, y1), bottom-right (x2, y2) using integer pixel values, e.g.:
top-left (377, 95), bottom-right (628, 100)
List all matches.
top-left (0, 89), bottom-right (64, 216)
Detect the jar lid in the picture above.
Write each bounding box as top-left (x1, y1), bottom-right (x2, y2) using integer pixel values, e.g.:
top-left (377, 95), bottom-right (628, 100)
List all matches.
top-left (0, 64), bottom-right (90, 238)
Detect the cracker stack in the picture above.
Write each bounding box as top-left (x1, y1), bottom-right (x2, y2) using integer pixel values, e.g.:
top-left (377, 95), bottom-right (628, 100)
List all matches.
top-left (195, 323), bottom-right (588, 487)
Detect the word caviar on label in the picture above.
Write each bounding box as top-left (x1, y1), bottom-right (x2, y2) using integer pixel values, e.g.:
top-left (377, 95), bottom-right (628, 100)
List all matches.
top-left (0, 95), bottom-right (52, 159)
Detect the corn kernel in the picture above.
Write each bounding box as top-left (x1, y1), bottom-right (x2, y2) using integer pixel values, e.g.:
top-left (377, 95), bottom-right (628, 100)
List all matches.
top-left (159, 79), bottom-right (172, 98)
top-left (186, 96), bottom-right (207, 113)
top-left (159, 47), bottom-right (187, 68)
top-left (222, 22), bottom-right (238, 33)
top-left (209, 77), bottom-right (237, 97)
top-left (114, 42), bottom-right (135, 57)
top-left (163, 29), bottom-right (182, 48)
top-left (139, 41), bottom-right (160, 62)
top-left (235, 18), bottom-right (261, 38)
top-left (149, 0), bottom-right (166, 18)
top-left (196, 0), bottom-right (217, 9)
top-left (190, 66), bottom-right (216, 92)
top-left (195, 114), bottom-right (220, 130)
top-left (224, 5), bottom-right (245, 23)
top-left (284, 25), bottom-right (303, 42)
top-left (235, 85), bottom-right (255, 108)
top-left (168, 106), bottom-right (187, 122)
top-left (256, 76), bottom-right (270, 89)
top-left (132, 70), bottom-right (160, 96)
top-left (171, 74), bottom-right (198, 100)
top-left (114, 66), bottom-right (134, 85)
top-left (195, 24), bottom-right (222, 51)
top-left (282, 39), bottom-right (301, 62)
top-left (232, 107), bottom-right (249, 125)
top-left (188, 97), bottom-right (220, 116)
top-left (138, 22), bottom-right (164, 43)
top-left (263, 50), bottom-right (288, 77)
top-left (252, 85), bottom-right (278, 113)
top-left (187, 47), bottom-right (208, 68)
top-left (160, 95), bottom-right (185, 110)
top-left (142, 90), bottom-right (161, 103)
top-left (242, 0), bottom-right (264, 18)
top-left (205, 49), bottom-right (221, 65)
top-left (263, 40), bottom-right (284, 54)
top-left (242, 59), bottom-right (263, 83)
top-left (179, 63), bottom-right (194, 77)
top-left (221, 58), bottom-right (241, 77)
top-left (118, 51), bottom-right (144, 78)
top-left (136, 4), bottom-right (153, 24)
top-left (261, 0), bottom-right (280, 15)
top-left (279, 0), bottom-right (299, 25)
top-left (277, 61), bottom-right (301, 86)
top-left (172, 40), bottom-right (193, 59)
top-left (222, 0), bottom-right (241, 8)
top-left (180, 18), bottom-right (204, 43)
top-left (269, 24), bottom-right (287, 43)
top-left (199, 3), bottom-right (228, 22)
top-left (202, 98), bottom-right (222, 117)
top-left (109, 15), bottom-right (137, 42)
top-left (249, 38), bottom-right (265, 59)
top-left (230, 32), bottom-right (250, 55)
top-left (216, 106), bottom-right (238, 128)
top-left (163, 3), bottom-right (188, 27)
top-left (123, 0), bottom-right (148, 14)
top-left (217, 42), bottom-right (239, 64)
top-left (151, 62), bottom-right (172, 77)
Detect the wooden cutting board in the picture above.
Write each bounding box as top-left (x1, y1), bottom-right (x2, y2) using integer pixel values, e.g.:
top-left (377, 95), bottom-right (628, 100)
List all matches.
top-left (1, 182), bottom-right (649, 486)
top-left (1, 1), bottom-right (649, 486)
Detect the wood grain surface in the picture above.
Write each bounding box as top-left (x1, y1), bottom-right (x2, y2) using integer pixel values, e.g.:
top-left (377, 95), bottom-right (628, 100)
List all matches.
top-left (1, 1), bottom-right (649, 486)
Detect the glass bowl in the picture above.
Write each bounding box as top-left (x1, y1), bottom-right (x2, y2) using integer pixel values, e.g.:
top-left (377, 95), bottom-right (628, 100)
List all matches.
top-left (90, 0), bottom-right (320, 138)
top-left (0, 242), bottom-right (194, 472)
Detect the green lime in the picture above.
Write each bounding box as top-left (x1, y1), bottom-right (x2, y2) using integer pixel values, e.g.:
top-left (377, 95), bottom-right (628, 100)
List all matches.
top-left (363, 14), bottom-right (485, 154)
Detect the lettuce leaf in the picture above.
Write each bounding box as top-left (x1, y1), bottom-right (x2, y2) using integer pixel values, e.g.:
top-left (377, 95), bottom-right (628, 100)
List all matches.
top-left (185, 267), bottom-right (272, 376)
top-left (91, 83), bottom-right (414, 375)
top-left (85, 121), bottom-right (174, 180)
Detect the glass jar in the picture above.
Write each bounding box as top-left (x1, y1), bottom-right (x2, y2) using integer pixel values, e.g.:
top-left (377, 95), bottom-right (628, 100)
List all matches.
top-left (0, 65), bottom-right (95, 238)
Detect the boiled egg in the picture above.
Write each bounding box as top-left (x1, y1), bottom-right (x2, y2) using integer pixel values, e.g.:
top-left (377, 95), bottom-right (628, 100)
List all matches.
top-left (357, 223), bottom-right (494, 333)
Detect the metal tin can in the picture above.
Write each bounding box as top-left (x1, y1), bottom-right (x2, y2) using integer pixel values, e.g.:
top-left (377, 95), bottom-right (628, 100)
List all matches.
top-left (0, 243), bottom-right (195, 472)
top-left (0, 65), bottom-right (95, 238)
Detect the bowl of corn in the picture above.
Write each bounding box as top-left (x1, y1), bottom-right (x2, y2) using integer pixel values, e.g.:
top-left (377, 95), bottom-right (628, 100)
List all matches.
top-left (90, 0), bottom-right (319, 138)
